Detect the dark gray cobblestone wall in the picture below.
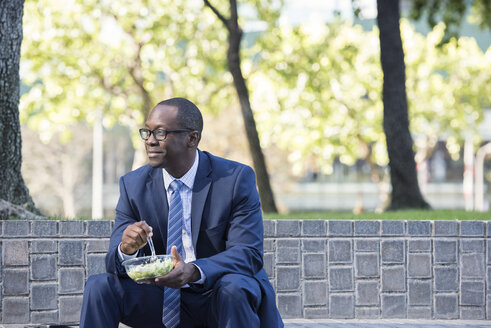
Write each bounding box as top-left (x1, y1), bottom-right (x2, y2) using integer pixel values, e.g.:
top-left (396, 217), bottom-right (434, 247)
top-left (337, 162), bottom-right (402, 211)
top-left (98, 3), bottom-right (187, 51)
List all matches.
top-left (1, 220), bottom-right (490, 324)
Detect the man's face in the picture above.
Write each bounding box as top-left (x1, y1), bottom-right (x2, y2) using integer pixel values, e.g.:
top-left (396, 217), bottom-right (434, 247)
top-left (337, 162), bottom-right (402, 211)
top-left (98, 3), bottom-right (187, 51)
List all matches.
top-left (144, 105), bottom-right (189, 169)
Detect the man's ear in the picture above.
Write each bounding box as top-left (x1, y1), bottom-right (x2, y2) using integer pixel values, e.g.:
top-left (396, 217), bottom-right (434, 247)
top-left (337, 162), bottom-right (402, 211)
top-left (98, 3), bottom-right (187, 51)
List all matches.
top-left (187, 131), bottom-right (200, 147)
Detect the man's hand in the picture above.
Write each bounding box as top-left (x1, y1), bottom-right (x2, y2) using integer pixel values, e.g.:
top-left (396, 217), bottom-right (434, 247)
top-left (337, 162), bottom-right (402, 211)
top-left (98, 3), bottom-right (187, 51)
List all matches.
top-left (153, 246), bottom-right (201, 289)
top-left (120, 221), bottom-right (153, 255)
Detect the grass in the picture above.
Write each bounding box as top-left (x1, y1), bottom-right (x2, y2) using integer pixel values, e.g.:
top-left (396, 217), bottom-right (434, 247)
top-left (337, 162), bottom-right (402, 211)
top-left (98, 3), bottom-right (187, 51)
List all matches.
top-left (263, 210), bottom-right (491, 220)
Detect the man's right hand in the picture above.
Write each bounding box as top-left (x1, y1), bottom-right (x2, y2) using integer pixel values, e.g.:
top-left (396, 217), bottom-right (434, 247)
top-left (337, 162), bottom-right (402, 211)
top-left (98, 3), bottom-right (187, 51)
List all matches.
top-left (120, 221), bottom-right (153, 255)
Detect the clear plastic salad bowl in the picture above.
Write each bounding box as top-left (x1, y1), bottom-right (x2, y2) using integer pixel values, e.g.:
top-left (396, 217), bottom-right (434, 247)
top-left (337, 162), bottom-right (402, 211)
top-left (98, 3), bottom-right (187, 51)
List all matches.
top-left (122, 255), bottom-right (174, 283)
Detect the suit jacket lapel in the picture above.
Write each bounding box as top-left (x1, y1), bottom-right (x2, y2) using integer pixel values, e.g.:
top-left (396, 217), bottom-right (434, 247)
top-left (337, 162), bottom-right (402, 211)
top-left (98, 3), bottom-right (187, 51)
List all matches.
top-left (191, 150), bottom-right (212, 249)
top-left (147, 167), bottom-right (169, 252)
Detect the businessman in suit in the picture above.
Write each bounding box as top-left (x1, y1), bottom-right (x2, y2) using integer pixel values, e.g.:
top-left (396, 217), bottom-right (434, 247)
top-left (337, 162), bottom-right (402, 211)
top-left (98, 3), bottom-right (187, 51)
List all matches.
top-left (80, 97), bottom-right (283, 328)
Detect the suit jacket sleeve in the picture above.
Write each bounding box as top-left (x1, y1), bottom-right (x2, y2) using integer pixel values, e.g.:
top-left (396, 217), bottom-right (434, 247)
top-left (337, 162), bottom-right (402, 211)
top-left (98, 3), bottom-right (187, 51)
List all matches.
top-left (193, 164), bottom-right (264, 290)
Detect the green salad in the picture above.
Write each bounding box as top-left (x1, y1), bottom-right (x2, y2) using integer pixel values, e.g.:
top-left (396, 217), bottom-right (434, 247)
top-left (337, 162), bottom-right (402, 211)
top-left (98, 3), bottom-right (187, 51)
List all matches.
top-left (127, 257), bottom-right (174, 282)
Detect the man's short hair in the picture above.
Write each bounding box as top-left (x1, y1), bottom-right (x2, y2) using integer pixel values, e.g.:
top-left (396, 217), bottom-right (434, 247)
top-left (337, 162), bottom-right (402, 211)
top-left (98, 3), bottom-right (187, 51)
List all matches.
top-left (158, 98), bottom-right (203, 135)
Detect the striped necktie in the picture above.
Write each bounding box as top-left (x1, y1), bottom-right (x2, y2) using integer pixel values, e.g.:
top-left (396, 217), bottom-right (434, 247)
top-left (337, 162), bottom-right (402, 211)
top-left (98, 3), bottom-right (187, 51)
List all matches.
top-left (163, 179), bottom-right (183, 328)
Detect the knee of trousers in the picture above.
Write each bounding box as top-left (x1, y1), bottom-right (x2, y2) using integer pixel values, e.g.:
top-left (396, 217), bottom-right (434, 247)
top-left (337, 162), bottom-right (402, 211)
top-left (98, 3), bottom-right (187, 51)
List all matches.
top-left (214, 273), bottom-right (261, 306)
top-left (84, 273), bottom-right (118, 300)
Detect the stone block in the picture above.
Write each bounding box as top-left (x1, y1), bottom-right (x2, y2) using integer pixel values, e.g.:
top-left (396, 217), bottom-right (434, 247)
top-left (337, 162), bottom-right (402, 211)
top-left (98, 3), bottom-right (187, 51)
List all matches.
top-left (304, 308), bottom-right (329, 319)
top-left (4, 220), bottom-right (30, 236)
top-left (408, 239), bottom-right (431, 252)
top-left (461, 254), bottom-right (485, 279)
top-left (381, 294), bottom-right (406, 318)
top-left (461, 221), bottom-right (485, 236)
top-left (32, 220), bottom-right (58, 237)
top-left (264, 253), bottom-right (274, 278)
top-left (86, 239), bottom-right (110, 253)
top-left (276, 220), bottom-right (300, 237)
top-left (435, 294), bottom-right (458, 319)
top-left (303, 253), bottom-right (326, 278)
top-left (302, 239), bottom-right (325, 252)
top-left (59, 268), bottom-right (85, 294)
top-left (328, 221), bottom-right (352, 236)
top-left (355, 253), bottom-right (379, 278)
top-left (263, 239), bottom-right (274, 252)
top-left (461, 281), bottom-right (485, 306)
top-left (330, 294), bottom-right (354, 318)
top-left (59, 240), bottom-right (84, 266)
top-left (355, 307), bottom-right (380, 319)
top-left (382, 266), bottom-right (406, 292)
top-left (302, 220), bottom-right (326, 236)
top-left (489, 241), bottom-right (491, 264)
top-left (31, 240), bottom-right (57, 253)
top-left (59, 295), bottom-right (83, 324)
top-left (434, 240), bottom-right (457, 264)
top-left (276, 267), bottom-right (300, 292)
top-left (488, 295), bottom-right (491, 319)
top-left (31, 255), bottom-right (57, 281)
top-left (408, 221), bottom-right (431, 236)
top-left (407, 307), bottom-right (431, 319)
top-left (381, 240), bottom-right (405, 264)
top-left (60, 220), bottom-right (85, 236)
top-left (434, 267), bottom-right (458, 292)
top-left (303, 281), bottom-right (327, 306)
top-left (462, 240), bottom-right (485, 253)
top-left (461, 307), bottom-right (485, 320)
top-left (408, 254), bottom-right (431, 278)
top-left (263, 220), bottom-right (275, 237)
top-left (3, 240), bottom-right (28, 266)
top-left (355, 239), bottom-right (379, 252)
top-left (87, 254), bottom-right (107, 276)
top-left (382, 221), bottom-right (405, 236)
top-left (329, 267), bottom-right (353, 291)
top-left (408, 280), bottom-right (431, 306)
top-left (328, 240), bottom-right (352, 264)
top-left (31, 311), bottom-right (59, 324)
top-left (434, 221), bottom-right (458, 236)
top-left (2, 297), bottom-right (29, 323)
top-left (277, 294), bottom-right (302, 318)
top-left (31, 284), bottom-right (58, 310)
top-left (276, 239), bottom-right (300, 264)
top-left (3, 269), bottom-right (29, 295)
top-left (87, 220), bottom-right (112, 237)
top-left (356, 281), bottom-right (379, 306)
top-left (354, 221), bottom-right (380, 236)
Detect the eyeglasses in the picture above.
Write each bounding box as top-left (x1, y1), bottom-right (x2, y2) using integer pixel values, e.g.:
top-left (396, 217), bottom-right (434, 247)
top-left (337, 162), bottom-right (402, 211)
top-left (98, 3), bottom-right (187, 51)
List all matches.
top-left (139, 128), bottom-right (193, 141)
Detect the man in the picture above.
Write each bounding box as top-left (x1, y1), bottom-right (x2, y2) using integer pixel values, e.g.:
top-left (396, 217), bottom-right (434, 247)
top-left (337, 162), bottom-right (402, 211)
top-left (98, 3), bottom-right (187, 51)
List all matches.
top-left (80, 97), bottom-right (283, 328)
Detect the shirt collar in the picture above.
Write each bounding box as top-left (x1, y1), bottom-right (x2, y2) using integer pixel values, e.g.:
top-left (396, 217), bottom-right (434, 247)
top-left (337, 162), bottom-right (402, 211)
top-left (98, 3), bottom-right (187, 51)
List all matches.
top-left (162, 150), bottom-right (199, 191)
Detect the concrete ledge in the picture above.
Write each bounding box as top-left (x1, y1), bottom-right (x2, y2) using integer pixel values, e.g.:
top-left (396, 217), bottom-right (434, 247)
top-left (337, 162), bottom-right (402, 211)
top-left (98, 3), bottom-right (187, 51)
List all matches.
top-left (1, 220), bottom-right (490, 324)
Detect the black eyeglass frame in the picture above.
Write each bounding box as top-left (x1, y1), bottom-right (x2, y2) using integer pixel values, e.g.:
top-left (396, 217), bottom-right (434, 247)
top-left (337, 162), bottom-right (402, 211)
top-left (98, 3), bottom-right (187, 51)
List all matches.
top-left (139, 128), bottom-right (193, 141)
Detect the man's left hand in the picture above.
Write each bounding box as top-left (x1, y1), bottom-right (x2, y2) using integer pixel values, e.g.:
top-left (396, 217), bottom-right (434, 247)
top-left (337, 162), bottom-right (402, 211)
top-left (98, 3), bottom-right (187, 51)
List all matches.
top-left (153, 246), bottom-right (201, 288)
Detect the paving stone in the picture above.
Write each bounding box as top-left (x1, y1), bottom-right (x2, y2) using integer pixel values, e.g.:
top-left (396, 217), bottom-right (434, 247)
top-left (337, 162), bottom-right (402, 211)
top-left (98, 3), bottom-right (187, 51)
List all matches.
top-left (381, 221), bottom-right (405, 236)
top-left (356, 281), bottom-right (379, 306)
top-left (304, 308), bottom-right (329, 319)
top-left (461, 221), bottom-right (485, 236)
top-left (277, 239), bottom-right (300, 264)
top-left (302, 220), bottom-right (327, 236)
top-left (32, 221), bottom-right (58, 237)
top-left (434, 267), bottom-right (458, 292)
top-left (31, 240), bottom-right (57, 253)
top-left (31, 284), bottom-right (58, 310)
top-left (329, 240), bottom-right (352, 264)
top-left (59, 240), bottom-right (84, 266)
top-left (461, 254), bottom-right (485, 279)
top-left (381, 294), bottom-right (406, 318)
top-left (407, 306), bottom-right (431, 319)
top-left (263, 239), bottom-right (274, 252)
top-left (59, 268), bottom-right (85, 294)
top-left (355, 240), bottom-right (379, 252)
top-left (462, 240), bottom-right (485, 253)
top-left (355, 253), bottom-right (379, 278)
top-left (302, 239), bottom-right (326, 252)
top-left (2, 297), bottom-right (29, 324)
top-left (434, 240), bottom-right (458, 264)
top-left (408, 280), bottom-right (432, 306)
top-left (4, 220), bottom-right (30, 236)
top-left (60, 221), bottom-right (85, 236)
top-left (381, 240), bottom-right (405, 264)
top-left (303, 253), bottom-right (326, 278)
top-left (354, 221), bottom-right (380, 236)
top-left (264, 253), bottom-right (274, 278)
top-left (277, 267), bottom-right (301, 292)
top-left (461, 307), bottom-right (485, 320)
top-left (330, 294), bottom-right (354, 318)
top-left (434, 221), bottom-right (459, 236)
top-left (461, 281), bottom-right (485, 306)
top-left (408, 254), bottom-right (431, 278)
top-left (382, 266), bottom-right (406, 292)
top-left (263, 220), bottom-right (275, 237)
top-left (59, 295), bottom-right (83, 324)
top-left (329, 267), bottom-right (353, 291)
top-left (277, 220), bottom-right (300, 237)
top-left (31, 311), bottom-right (59, 324)
top-left (87, 220), bottom-right (112, 237)
top-left (355, 307), bottom-right (380, 319)
top-left (86, 239), bottom-right (110, 253)
top-left (277, 294), bottom-right (302, 318)
top-left (435, 294), bottom-right (459, 319)
top-left (3, 269), bottom-right (29, 295)
top-left (87, 254), bottom-right (106, 276)
top-left (304, 281), bottom-right (328, 306)
top-left (31, 255), bottom-right (57, 281)
top-left (408, 240), bottom-right (431, 252)
top-left (328, 221), bottom-right (352, 236)
top-left (407, 221), bottom-right (431, 236)
top-left (3, 240), bottom-right (29, 266)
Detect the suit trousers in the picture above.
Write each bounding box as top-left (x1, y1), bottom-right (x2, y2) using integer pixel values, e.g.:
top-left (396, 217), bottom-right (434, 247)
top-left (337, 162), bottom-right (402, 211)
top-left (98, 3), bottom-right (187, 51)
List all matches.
top-left (80, 272), bottom-right (262, 328)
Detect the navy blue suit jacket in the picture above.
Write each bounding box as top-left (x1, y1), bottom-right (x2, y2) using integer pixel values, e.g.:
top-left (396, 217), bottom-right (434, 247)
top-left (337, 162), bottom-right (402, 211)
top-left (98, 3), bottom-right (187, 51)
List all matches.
top-left (105, 150), bottom-right (282, 327)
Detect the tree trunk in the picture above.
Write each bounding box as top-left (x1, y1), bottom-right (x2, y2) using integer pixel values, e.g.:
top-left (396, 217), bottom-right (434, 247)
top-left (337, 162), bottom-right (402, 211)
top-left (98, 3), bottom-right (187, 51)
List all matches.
top-left (376, 0), bottom-right (430, 210)
top-left (0, 0), bottom-right (40, 215)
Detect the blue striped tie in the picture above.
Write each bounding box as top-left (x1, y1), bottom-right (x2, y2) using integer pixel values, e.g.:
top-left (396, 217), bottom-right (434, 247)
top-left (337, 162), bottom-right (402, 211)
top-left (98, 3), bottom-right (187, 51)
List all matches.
top-left (163, 180), bottom-right (183, 328)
